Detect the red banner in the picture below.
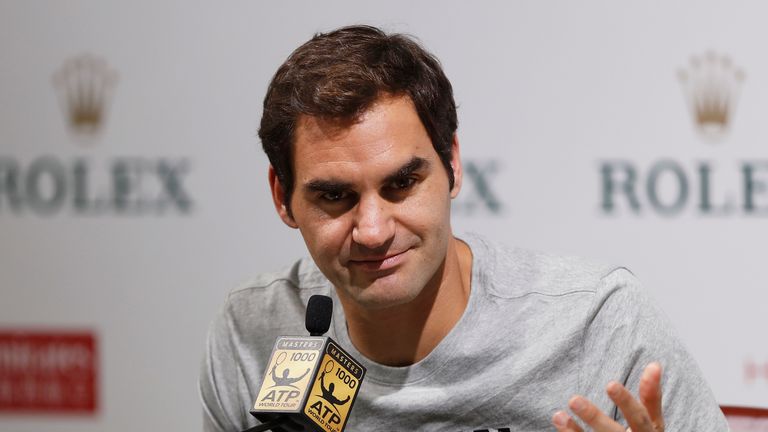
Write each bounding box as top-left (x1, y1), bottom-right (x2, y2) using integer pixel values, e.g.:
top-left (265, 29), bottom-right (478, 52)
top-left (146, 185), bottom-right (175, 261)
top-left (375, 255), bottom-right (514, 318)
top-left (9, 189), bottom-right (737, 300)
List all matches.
top-left (0, 330), bottom-right (97, 414)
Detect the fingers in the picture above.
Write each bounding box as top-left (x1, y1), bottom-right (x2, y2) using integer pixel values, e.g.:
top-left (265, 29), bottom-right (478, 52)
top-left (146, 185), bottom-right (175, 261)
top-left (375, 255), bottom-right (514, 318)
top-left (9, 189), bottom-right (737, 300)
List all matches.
top-left (552, 410), bottom-right (583, 432)
top-left (638, 362), bottom-right (664, 430)
top-left (556, 362), bottom-right (664, 431)
top-left (606, 381), bottom-right (656, 432)
top-left (566, 396), bottom-right (626, 432)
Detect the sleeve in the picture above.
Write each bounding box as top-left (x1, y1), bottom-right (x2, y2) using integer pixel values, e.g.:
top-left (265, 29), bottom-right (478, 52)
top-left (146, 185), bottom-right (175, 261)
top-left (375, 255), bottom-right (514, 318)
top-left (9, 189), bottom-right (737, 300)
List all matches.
top-left (578, 268), bottom-right (729, 431)
top-left (199, 298), bottom-right (258, 432)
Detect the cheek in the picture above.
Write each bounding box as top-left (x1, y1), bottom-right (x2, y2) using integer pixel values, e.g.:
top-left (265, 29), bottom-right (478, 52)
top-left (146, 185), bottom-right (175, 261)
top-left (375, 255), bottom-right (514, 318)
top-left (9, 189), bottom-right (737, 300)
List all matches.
top-left (402, 184), bottom-right (452, 229)
top-left (298, 217), bottom-right (351, 262)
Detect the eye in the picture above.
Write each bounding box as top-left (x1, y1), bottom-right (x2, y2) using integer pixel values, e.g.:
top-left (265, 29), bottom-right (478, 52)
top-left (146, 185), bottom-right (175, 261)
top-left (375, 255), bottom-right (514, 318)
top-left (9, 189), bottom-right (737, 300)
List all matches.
top-left (389, 177), bottom-right (417, 190)
top-left (320, 190), bottom-right (349, 202)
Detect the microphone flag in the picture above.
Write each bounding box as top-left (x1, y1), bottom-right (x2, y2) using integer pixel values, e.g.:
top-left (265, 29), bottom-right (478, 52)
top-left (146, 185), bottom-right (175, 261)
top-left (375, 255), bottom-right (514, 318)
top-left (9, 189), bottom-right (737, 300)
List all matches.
top-left (251, 336), bottom-right (366, 432)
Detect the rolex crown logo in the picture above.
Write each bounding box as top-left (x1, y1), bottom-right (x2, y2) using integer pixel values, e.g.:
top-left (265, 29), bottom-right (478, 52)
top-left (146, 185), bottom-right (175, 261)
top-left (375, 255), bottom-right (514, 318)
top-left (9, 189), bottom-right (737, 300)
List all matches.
top-left (53, 54), bottom-right (118, 137)
top-left (678, 51), bottom-right (744, 141)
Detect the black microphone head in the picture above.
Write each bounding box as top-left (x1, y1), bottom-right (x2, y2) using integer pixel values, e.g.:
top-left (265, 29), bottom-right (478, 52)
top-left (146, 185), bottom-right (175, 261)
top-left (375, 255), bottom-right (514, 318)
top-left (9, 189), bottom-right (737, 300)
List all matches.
top-left (305, 295), bottom-right (333, 336)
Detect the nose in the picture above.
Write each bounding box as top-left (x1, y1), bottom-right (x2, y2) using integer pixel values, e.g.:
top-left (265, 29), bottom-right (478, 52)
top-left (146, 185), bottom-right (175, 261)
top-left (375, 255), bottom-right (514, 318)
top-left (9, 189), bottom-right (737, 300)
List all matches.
top-left (351, 194), bottom-right (395, 250)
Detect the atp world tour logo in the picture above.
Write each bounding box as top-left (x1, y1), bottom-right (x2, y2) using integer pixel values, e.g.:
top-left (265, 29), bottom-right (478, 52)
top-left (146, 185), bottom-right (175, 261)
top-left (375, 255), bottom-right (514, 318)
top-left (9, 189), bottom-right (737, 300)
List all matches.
top-left (0, 54), bottom-right (193, 216)
top-left (268, 352), bottom-right (312, 389)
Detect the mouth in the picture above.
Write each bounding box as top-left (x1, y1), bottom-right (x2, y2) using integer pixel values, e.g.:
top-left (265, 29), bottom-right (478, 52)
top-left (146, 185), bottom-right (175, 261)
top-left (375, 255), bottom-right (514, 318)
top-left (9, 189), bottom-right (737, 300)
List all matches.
top-left (348, 249), bottom-right (410, 272)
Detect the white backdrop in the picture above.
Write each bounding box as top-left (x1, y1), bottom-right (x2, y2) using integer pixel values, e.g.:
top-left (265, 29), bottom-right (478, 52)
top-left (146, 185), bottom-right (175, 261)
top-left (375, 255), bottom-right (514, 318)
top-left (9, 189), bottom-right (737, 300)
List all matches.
top-left (1, 1), bottom-right (766, 430)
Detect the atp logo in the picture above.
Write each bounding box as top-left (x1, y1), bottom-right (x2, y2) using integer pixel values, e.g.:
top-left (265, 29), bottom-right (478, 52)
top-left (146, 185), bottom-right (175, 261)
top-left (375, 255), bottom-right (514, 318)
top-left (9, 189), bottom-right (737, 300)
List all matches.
top-left (315, 360), bottom-right (351, 412)
top-left (254, 348), bottom-right (317, 410)
top-left (304, 344), bottom-right (362, 432)
top-left (268, 352), bottom-right (311, 389)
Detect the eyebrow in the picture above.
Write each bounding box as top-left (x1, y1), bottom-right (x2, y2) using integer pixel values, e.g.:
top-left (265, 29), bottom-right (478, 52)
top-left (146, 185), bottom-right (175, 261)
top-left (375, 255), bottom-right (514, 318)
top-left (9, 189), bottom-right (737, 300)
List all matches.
top-left (304, 179), bottom-right (353, 194)
top-left (303, 157), bottom-right (429, 193)
top-left (382, 157), bottom-right (429, 185)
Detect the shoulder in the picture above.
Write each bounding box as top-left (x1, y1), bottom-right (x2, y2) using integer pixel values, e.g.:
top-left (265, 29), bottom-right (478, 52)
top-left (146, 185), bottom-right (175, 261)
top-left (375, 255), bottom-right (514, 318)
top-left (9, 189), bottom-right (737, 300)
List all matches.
top-left (218, 256), bottom-right (333, 333)
top-left (462, 232), bottom-right (637, 301)
top-left (230, 255), bottom-right (330, 297)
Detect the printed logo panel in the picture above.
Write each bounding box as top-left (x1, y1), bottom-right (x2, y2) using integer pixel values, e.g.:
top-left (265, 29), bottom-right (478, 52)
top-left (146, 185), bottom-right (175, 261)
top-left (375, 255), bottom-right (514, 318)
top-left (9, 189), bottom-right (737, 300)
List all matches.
top-left (303, 342), bottom-right (363, 432)
top-left (0, 330), bottom-right (98, 413)
top-left (0, 54), bottom-right (195, 218)
top-left (253, 337), bottom-right (323, 413)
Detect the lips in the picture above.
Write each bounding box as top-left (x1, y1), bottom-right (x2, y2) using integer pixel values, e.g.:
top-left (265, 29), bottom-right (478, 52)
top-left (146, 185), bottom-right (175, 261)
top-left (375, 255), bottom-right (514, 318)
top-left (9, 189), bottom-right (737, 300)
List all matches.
top-left (348, 249), bottom-right (410, 272)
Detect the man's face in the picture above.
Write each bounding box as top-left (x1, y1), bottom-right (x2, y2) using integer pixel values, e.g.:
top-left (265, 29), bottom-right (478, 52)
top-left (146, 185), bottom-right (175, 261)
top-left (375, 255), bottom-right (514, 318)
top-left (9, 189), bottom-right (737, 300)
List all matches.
top-left (270, 95), bottom-right (462, 310)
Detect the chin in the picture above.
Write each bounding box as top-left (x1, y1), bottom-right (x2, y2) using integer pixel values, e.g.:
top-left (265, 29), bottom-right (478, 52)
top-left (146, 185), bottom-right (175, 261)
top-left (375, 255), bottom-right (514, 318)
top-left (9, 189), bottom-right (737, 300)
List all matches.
top-left (348, 282), bottom-right (422, 311)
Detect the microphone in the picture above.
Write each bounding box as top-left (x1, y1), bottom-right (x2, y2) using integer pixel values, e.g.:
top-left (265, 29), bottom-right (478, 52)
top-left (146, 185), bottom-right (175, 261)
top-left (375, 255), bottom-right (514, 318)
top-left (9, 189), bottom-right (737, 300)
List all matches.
top-left (306, 295), bottom-right (333, 336)
top-left (247, 295), bottom-right (366, 432)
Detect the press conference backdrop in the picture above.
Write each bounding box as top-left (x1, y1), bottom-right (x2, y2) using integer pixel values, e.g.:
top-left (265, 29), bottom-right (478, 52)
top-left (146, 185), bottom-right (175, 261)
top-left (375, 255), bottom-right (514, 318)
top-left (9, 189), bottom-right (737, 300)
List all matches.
top-left (0, 1), bottom-right (766, 430)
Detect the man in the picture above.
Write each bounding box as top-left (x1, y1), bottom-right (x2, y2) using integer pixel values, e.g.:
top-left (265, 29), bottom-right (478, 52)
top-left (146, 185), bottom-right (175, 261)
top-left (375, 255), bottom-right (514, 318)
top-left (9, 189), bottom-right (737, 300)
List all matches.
top-left (200, 25), bottom-right (728, 431)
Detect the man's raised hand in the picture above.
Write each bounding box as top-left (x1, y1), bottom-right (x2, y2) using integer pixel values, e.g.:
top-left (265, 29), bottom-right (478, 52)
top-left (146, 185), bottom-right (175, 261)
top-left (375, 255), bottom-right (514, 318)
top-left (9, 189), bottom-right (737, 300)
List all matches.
top-left (552, 362), bottom-right (664, 432)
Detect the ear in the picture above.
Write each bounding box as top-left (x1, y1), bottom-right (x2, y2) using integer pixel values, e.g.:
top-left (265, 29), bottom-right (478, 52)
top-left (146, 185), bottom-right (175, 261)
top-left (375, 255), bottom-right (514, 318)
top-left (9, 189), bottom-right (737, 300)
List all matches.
top-left (449, 134), bottom-right (463, 199)
top-left (269, 166), bottom-right (298, 229)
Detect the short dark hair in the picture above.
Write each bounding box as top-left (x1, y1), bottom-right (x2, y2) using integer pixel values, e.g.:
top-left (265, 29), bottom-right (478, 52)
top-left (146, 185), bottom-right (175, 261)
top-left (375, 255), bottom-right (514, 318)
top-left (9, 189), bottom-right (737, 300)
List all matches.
top-left (259, 25), bottom-right (458, 213)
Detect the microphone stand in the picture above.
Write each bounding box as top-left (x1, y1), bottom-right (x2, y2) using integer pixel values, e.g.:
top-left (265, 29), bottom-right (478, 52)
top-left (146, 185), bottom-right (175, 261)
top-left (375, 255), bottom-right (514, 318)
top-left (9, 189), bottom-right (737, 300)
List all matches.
top-left (242, 416), bottom-right (288, 432)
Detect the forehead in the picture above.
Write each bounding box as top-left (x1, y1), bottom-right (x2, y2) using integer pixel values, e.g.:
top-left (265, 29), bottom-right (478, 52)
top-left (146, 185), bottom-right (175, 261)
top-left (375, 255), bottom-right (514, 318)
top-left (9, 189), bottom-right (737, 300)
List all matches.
top-left (291, 95), bottom-right (433, 178)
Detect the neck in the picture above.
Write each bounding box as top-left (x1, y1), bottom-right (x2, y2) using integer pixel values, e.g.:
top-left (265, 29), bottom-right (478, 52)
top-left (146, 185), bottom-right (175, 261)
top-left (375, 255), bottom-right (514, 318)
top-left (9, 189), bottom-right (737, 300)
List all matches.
top-left (339, 237), bottom-right (472, 366)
